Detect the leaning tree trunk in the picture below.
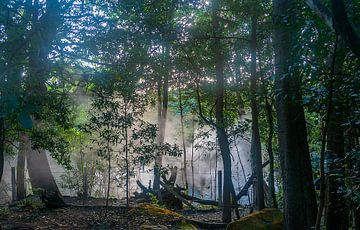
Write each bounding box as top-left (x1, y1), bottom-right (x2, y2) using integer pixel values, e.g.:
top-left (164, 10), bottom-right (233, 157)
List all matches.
top-left (273, 0), bottom-right (317, 228)
top-left (249, 14), bottom-right (265, 211)
top-left (26, 132), bottom-right (60, 194)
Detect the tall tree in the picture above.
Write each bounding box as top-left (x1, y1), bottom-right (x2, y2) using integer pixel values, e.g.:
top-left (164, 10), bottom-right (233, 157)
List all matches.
top-left (212, 0), bottom-right (234, 222)
top-left (153, 0), bottom-right (177, 191)
top-left (24, 0), bottom-right (63, 194)
top-left (249, 12), bottom-right (265, 211)
top-left (273, 0), bottom-right (317, 228)
top-left (324, 41), bottom-right (348, 230)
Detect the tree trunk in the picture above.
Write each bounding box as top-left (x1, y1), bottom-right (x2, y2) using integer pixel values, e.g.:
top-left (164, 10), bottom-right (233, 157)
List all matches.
top-left (17, 133), bottom-right (28, 200)
top-left (0, 118), bottom-right (4, 184)
top-left (273, 0), bottom-right (317, 228)
top-left (250, 14), bottom-right (265, 211)
top-left (178, 82), bottom-right (188, 189)
top-left (212, 0), bottom-right (233, 222)
top-left (26, 131), bottom-right (60, 194)
top-left (191, 118), bottom-right (195, 198)
top-left (124, 100), bottom-right (130, 209)
top-left (265, 98), bottom-right (278, 208)
top-left (153, 44), bottom-right (170, 191)
top-left (315, 36), bottom-right (339, 230)
top-left (153, 77), bottom-right (163, 190)
top-left (25, 0), bottom-right (62, 196)
top-left (324, 41), bottom-right (348, 230)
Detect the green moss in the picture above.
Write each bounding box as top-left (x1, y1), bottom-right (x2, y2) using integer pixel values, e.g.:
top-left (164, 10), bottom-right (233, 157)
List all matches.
top-left (226, 208), bottom-right (283, 230)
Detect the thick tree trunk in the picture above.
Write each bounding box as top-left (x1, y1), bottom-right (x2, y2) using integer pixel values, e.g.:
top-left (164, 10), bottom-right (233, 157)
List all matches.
top-left (25, 0), bottom-right (62, 196)
top-left (17, 133), bottom-right (28, 200)
top-left (273, 0), bottom-right (317, 228)
top-left (26, 134), bottom-right (60, 193)
top-left (250, 14), bottom-right (265, 211)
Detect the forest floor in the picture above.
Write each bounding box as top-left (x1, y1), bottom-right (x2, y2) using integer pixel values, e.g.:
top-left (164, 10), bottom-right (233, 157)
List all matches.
top-left (0, 196), bottom-right (245, 229)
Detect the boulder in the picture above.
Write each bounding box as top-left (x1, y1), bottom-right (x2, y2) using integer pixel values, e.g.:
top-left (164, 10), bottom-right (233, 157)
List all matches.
top-left (226, 208), bottom-right (283, 230)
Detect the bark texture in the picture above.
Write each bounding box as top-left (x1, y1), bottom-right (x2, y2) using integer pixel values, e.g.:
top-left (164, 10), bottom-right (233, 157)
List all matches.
top-left (273, 0), bottom-right (317, 228)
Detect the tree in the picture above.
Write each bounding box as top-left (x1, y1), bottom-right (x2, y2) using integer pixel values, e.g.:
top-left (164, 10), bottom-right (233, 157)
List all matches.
top-left (273, 0), bottom-right (317, 227)
top-left (249, 10), bottom-right (265, 211)
top-left (212, 0), bottom-right (234, 222)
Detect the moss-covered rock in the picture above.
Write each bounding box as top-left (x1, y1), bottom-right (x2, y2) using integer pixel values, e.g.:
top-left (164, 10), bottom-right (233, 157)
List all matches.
top-left (226, 208), bottom-right (283, 230)
top-left (135, 203), bottom-right (183, 218)
top-left (132, 204), bottom-right (198, 229)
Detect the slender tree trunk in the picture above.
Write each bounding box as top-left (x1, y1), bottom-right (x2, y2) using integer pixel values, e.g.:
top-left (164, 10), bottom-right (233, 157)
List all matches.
top-left (191, 118), bottom-right (195, 198)
top-left (315, 36), bottom-right (339, 230)
top-left (153, 77), bottom-right (162, 190)
top-left (178, 82), bottom-right (188, 189)
top-left (264, 98), bottom-right (278, 208)
top-left (215, 140), bottom-right (218, 201)
top-left (212, 0), bottom-right (233, 222)
top-left (125, 101), bottom-right (129, 209)
top-left (17, 133), bottom-right (28, 200)
top-left (324, 40), bottom-right (348, 230)
top-left (0, 118), bottom-right (4, 184)
top-left (273, 0), bottom-right (317, 227)
top-left (250, 14), bottom-right (265, 211)
top-left (105, 139), bottom-right (111, 216)
top-left (153, 44), bottom-right (170, 191)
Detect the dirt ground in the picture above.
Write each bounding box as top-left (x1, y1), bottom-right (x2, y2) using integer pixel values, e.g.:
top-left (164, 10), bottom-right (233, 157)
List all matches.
top-left (0, 197), bottom-right (244, 229)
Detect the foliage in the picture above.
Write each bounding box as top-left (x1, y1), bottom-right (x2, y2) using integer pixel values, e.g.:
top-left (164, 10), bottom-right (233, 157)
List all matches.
top-left (147, 192), bottom-right (161, 207)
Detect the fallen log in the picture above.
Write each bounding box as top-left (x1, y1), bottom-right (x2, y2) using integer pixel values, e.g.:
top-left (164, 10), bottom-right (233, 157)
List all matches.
top-left (136, 180), bottom-right (150, 193)
top-left (180, 192), bottom-right (219, 206)
top-left (236, 160), bottom-right (270, 201)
